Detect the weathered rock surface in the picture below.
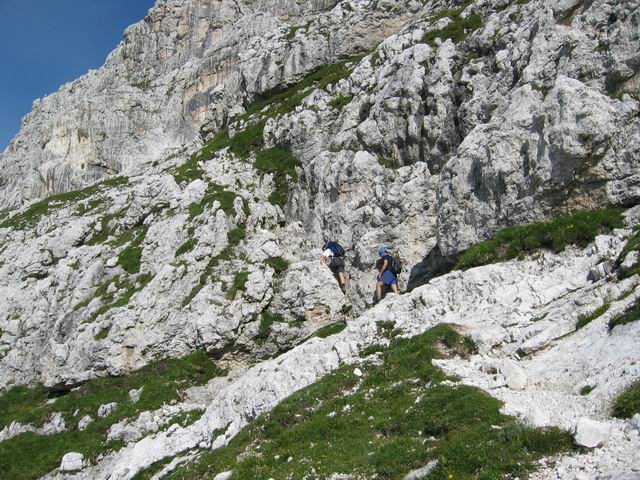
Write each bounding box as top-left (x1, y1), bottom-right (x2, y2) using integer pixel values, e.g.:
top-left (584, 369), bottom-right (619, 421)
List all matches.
top-left (60, 452), bottom-right (85, 472)
top-left (574, 417), bottom-right (612, 448)
top-left (1, 0), bottom-right (640, 479)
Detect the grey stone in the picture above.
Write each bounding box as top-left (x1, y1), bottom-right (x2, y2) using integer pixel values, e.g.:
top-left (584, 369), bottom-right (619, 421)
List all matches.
top-left (60, 452), bottom-right (85, 472)
top-left (404, 460), bottom-right (439, 479)
top-left (574, 417), bottom-right (611, 449)
top-left (97, 402), bottom-right (118, 419)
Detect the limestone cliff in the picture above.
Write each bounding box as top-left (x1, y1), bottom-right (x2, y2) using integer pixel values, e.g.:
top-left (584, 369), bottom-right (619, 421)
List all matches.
top-left (0, 0), bottom-right (639, 478)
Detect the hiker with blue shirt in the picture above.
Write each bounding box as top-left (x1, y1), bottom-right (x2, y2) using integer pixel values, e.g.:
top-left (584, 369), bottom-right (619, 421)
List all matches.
top-left (376, 246), bottom-right (399, 302)
top-left (320, 240), bottom-right (347, 294)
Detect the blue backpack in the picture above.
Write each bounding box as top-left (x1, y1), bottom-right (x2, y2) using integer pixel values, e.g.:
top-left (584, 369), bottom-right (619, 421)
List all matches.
top-left (326, 241), bottom-right (345, 257)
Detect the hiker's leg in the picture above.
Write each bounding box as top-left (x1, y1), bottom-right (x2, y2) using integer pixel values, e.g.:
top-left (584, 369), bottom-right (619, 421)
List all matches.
top-left (391, 283), bottom-right (400, 295)
top-left (338, 272), bottom-right (346, 293)
top-left (376, 281), bottom-right (383, 301)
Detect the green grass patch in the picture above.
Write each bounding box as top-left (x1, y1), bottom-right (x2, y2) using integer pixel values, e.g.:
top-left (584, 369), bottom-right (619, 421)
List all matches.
top-left (612, 381), bottom-right (640, 419)
top-left (131, 80), bottom-right (153, 90)
top-left (80, 273), bottom-right (154, 323)
top-left (117, 226), bottom-right (148, 274)
top-left (328, 95), bottom-right (353, 110)
top-left (617, 226), bottom-right (640, 278)
top-left (422, 1), bottom-right (483, 46)
top-left (264, 256), bottom-right (289, 274)
top-left (85, 207), bottom-right (128, 246)
top-left (132, 457), bottom-right (174, 480)
top-left (608, 297), bottom-right (640, 331)
top-left (254, 147), bottom-right (301, 207)
top-left (456, 208), bottom-right (625, 270)
top-left (0, 352), bottom-right (226, 480)
top-left (188, 185), bottom-right (239, 220)
top-left (0, 177), bottom-right (128, 230)
top-left (94, 326), bottom-right (111, 341)
top-left (242, 57), bottom-right (362, 121)
top-left (286, 23), bottom-right (308, 40)
top-left (576, 303), bottom-right (610, 330)
top-left (257, 311), bottom-right (286, 341)
top-left (181, 224), bottom-right (247, 307)
top-left (580, 385), bottom-right (595, 396)
top-left (164, 324), bottom-right (572, 480)
top-left (226, 271), bottom-right (250, 301)
top-left (377, 156), bottom-right (401, 169)
top-left (176, 238), bottom-right (198, 257)
top-left (314, 322), bottom-right (347, 338)
top-left (174, 123), bottom-right (266, 184)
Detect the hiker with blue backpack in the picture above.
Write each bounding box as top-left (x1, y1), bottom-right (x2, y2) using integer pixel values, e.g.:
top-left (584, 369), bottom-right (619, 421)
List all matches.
top-left (320, 240), bottom-right (347, 294)
top-left (376, 246), bottom-right (400, 302)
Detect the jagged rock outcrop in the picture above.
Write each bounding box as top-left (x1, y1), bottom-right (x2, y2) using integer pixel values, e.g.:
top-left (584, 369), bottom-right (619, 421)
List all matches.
top-left (1, 0), bottom-right (640, 478)
top-left (0, 0), bottom-right (421, 208)
top-left (45, 219), bottom-right (640, 479)
top-left (0, 0), bottom-right (638, 402)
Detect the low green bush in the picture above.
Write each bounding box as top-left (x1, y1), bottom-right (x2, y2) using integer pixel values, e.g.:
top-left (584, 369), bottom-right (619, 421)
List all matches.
top-left (580, 385), bottom-right (595, 396)
top-left (328, 95), bottom-right (353, 110)
top-left (117, 226), bottom-right (148, 274)
top-left (456, 208), bottom-right (625, 270)
top-left (165, 324), bottom-right (573, 480)
top-left (422, 2), bottom-right (483, 45)
top-left (612, 381), bottom-right (640, 419)
top-left (242, 57), bottom-right (361, 121)
top-left (175, 238), bottom-right (197, 257)
top-left (0, 352), bottom-right (226, 480)
top-left (188, 185), bottom-right (239, 220)
top-left (257, 312), bottom-right (286, 341)
top-left (608, 297), bottom-right (640, 330)
top-left (576, 303), bottom-right (610, 330)
top-left (314, 322), bottom-right (347, 338)
top-left (226, 271), bottom-right (250, 300)
top-left (254, 147), bottom-right (301, 207)
top-left (0, 177), bottom-right (128, 230)
top-left (264, 256), bottom-right (289, 274)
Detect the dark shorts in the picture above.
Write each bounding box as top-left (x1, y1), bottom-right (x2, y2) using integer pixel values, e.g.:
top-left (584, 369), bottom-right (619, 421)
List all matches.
top-left (380, 270), bottom-right (397, 286)
top-left (329, 256), bottom-right (345, 274)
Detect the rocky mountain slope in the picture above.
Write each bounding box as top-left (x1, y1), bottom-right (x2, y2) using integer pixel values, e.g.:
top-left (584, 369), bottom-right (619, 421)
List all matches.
top-left (0, 0), bottom-right (639, 478)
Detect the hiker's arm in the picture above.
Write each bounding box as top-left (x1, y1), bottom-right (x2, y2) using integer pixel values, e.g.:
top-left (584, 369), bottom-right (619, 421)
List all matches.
top-left (377, 259), bottom-right (388, 278)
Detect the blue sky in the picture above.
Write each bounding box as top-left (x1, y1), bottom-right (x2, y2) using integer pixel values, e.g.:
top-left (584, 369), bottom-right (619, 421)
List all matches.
top-left (0, 0), bottom-right (156, 151)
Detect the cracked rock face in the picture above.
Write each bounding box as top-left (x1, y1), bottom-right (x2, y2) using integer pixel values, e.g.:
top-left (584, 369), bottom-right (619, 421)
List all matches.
top-left (1, 0), bottom-right (640, 478)
top-left (0, 0), bottom-right (638, 398)
top-left (0, 0), bottom-right (421, 209)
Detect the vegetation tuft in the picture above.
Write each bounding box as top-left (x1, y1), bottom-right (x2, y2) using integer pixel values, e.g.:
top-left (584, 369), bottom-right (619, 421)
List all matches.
top-left (175, 238), bottom-right (198, 257)
top-left (617, 226), bottom-right (640, 279)
top-left (612, 381), bottom-right (640, 419)
top-left (257, 311), bottom-right (286, 341)
top-left (242, 56), bottom-right (362, 121)
top-left (580, 385), bottom-right (595, 396)
top-left (0, 177), bottom-right (128, 230)
top-left (189, 185), bottom-right (240, 220)
top-left (254, 147), bottom-right (301, 207)
top-left (164, 324), bottom-right (573, 480)
top-left (314, 322), bottom-right (347, 338)
top-left (422, 2), bottom-right (483, 46)
top-left (576, 303), bottom-right (610, 330)
top-left (181, 224), bottom-right (247, 307)
top-left (264, 256), bottom-right (290, 274)
top-left (328, 95), bottom-right (353, 110)
top-left (226, 271), bottom-right (250, 301)
top-left (0, 352), bottom-right (226, 480)
top-left (75, 273), bottom-right (154, 323)
top-left (608, 297), bottom-right (640, 331)
top-left (456, 208), bottom-right (625, 270)
top-left (117, 226), bottom-right (148, 274)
